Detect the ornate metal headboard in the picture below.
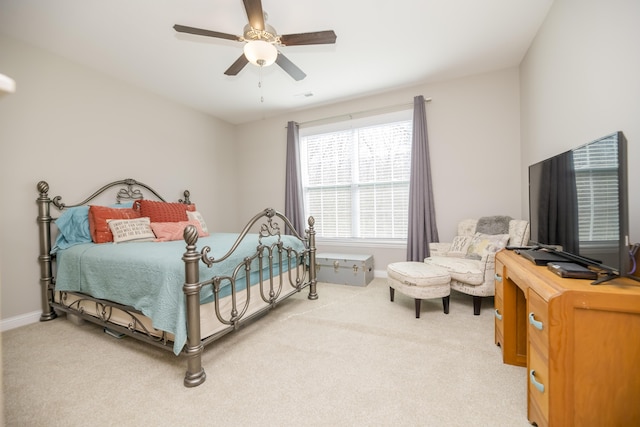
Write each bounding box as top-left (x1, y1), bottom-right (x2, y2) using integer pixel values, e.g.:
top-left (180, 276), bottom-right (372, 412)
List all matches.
top-left (36, 178), bottom-right (191, 321)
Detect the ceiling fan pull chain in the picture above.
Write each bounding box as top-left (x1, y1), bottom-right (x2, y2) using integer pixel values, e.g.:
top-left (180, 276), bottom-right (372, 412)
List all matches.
top-left (259, 66), bottom-right (265, 103)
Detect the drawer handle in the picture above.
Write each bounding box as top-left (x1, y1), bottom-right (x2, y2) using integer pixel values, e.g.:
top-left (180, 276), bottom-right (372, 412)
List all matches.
top-left (529, 370), bottom-right (545, 393)
top-left (494, 274), bottom-right (503, 282)
top-left (494, 309), bottom-right (502, 320)
top-left (529, 312), bottom-right (544, 330)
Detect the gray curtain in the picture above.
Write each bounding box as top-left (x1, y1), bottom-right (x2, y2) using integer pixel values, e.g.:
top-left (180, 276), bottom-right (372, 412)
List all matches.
top-left (406, 95), bottom-right (439, 261)
top-left (285, 121), bottom-right (305, 235)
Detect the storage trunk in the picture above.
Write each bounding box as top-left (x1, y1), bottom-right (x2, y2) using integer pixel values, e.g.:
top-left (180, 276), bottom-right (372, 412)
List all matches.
top-left (316, 253), bottom-right (374, 286)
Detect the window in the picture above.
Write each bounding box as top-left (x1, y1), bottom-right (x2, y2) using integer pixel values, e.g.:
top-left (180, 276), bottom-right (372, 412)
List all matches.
top-left (573, 135), bottom-right (619, 242)
top-left (299, 110), bottom-right (412, 241)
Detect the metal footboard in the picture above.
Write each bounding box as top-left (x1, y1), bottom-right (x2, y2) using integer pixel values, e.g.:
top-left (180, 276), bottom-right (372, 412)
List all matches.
top-left (181, 208), bottom-right (317, 387)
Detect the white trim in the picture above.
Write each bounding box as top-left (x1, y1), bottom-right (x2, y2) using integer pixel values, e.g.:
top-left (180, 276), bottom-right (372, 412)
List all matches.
top-left (317, 237), bottom-right (407, 249)
top-left (1, 311), bottom-right (41, 332)
top-left (374, 269), bottom-right (388, 278)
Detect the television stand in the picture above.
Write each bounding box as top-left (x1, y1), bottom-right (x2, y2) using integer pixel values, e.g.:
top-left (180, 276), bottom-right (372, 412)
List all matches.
top-left (495, 250), bottom-right (640, 426)
top-left (592, 271), bottom-right (640, 285)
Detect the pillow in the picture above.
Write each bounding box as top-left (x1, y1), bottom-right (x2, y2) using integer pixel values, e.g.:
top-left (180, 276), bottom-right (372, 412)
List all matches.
top-left (89, 205), bottom-right (141, 243)
top-left (447, 235), bottom-right (472, 258)
top-left (466, 233), bottom-right (510, 260)
top-left (150, 220), bottom-right (208, 242)
top-left (133, 200), bottom-right (196, 223)
top-left (52, 206), bottom-right (92, 252)
top-left (186, 210), bottom-right (209, 234)
top-left (108, 217), bottom-right (156, 243)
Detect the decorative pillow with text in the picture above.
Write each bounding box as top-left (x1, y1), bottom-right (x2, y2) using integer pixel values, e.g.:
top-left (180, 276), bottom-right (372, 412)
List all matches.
top-left (107, 217), bottom-right (156, 243)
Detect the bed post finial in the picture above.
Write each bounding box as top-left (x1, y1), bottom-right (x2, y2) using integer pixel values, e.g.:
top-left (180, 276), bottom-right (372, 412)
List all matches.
top-left (37, 180), bottom-right (49, 195)
top-left (37, 180), bottom-right (57, 321)
top-left (183, 224), bottom-right (199, 246)
top-left (180, 190), bottom-right (191, 205)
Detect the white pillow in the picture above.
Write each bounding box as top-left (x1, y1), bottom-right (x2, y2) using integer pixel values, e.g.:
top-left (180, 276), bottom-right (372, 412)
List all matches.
top-left (186, 210), bottom-right (209, 234)
top-left (466, 232), bottom-right (510, 260)
top-left (107, 217), bottom-right (156, 243)
top-left (447, 235), bottom-right (472, 258)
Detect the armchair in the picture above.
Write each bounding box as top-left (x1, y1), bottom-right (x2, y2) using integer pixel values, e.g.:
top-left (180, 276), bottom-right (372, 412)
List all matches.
top-left (424, 217), bottom-right (530, 315)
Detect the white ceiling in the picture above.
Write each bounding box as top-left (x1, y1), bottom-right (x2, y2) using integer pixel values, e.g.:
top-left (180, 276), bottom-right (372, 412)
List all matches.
top-left (0, 0), bottom-right (554, 124)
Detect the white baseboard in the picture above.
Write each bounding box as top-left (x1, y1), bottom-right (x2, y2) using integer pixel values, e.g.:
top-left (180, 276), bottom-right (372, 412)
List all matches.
top-left (374, 269), bottom-right (388, 278)
top-left (1, 311), bottom-right (42, 332)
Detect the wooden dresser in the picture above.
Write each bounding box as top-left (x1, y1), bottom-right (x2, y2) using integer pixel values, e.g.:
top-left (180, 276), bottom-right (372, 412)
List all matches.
top-left (495, 249), bottom-right (640, 427)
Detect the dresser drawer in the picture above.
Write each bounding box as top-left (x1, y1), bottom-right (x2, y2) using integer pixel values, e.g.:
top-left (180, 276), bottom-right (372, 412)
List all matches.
top-left (528, 345), bottom-right (549, 426)
top-left (527, 288), bottom-right (549, 353)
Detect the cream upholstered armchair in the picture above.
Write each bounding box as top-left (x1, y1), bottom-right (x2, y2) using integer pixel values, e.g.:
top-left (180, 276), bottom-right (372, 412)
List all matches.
top-left (424, 217), bottom-right (530, 315)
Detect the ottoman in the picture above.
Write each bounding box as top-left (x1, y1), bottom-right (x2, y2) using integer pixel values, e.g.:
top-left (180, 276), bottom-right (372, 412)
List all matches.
top-left (387, 262), bottom-right (451, 318)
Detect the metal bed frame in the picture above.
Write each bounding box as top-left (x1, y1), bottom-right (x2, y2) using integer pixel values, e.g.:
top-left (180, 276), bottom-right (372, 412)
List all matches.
top-left (36, 179), bottom-right (317, 387)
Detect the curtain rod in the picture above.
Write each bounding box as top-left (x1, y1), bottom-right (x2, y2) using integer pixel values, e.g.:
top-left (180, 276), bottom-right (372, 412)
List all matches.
top-left (296, 97), bottom-right (432, 128)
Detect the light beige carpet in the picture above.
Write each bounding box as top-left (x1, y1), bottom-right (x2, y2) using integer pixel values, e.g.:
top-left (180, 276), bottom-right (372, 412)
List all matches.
top-left (2, 279), bottom-right (529, 426)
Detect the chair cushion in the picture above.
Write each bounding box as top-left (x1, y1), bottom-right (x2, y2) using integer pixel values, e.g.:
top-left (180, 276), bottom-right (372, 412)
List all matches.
top-left (387, 262), bottom-right (450, 287)
top-left (424, 256), bottom-right (484, 285)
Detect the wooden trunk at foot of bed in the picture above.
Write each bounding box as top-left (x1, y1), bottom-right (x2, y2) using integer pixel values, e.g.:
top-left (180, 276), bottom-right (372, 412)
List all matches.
top-left (35, 179), bottom-right (318, 388)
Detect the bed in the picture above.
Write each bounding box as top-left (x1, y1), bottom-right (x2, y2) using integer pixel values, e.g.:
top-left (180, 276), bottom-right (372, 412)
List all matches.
top-left (36, 178), bottom-right (318, 387)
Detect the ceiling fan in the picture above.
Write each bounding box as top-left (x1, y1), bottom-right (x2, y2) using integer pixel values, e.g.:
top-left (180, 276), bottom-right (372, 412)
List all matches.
top-left (174, 0), bottom-right (337, 81)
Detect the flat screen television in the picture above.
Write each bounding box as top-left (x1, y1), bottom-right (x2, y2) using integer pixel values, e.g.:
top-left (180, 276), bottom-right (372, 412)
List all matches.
top-left (528, 131), bottom-right (630, 282)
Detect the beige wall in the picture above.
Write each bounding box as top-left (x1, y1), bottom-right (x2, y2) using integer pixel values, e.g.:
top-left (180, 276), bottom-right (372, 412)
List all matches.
top-left (520, 0), bottom-right (640, 243)
top-left (12, 0), bottom-right (623, 320)
top-left (0, 35), bottom-right (238, 323)
top-left (235, 68), bottom-right (522, 272)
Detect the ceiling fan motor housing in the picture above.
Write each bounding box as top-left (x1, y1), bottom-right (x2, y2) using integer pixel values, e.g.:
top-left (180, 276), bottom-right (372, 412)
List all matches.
top-left (243, 24), bottom-right (279, 44)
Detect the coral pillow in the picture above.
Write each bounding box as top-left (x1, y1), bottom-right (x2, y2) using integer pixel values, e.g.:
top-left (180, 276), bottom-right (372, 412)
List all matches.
top-left (150, 220), bottom-right (209, 242)
top-left (133, 200), bottom-right (196, 223)
top-left (89, 205), bottom-right (141, 243)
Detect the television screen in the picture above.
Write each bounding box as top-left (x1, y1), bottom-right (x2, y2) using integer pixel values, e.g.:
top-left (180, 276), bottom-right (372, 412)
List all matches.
top-left (528, 131), bottom-right (629, 276)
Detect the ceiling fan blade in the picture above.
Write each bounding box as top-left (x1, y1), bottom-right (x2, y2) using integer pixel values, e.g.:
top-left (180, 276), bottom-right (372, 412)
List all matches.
top-left (174, 24), bottom-right (240, 42)
top-left (224, 54), bottom-right (250, 76)
top-left (280, 30), bottom-right (337, 46)
top-left (276, 52), bottom-right (306, 81)
top-left (243, 0), bottom-right (265, 31)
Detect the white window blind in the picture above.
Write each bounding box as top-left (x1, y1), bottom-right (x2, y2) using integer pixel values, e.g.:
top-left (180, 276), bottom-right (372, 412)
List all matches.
top-left (300, 111), bottom-right (412, 240)
top-left (573, 135), bottom-right (619, 242)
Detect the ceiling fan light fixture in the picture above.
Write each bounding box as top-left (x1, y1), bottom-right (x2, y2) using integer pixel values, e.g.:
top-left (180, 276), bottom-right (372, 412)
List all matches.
top-left (0, 73), bottom-right (16, 94)
top-left (243, 40), bottom-right (278, 67)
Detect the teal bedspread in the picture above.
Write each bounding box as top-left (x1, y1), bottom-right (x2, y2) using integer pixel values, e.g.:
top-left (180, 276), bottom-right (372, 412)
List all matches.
top-left (54, 233), bottom-right (305, 354)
